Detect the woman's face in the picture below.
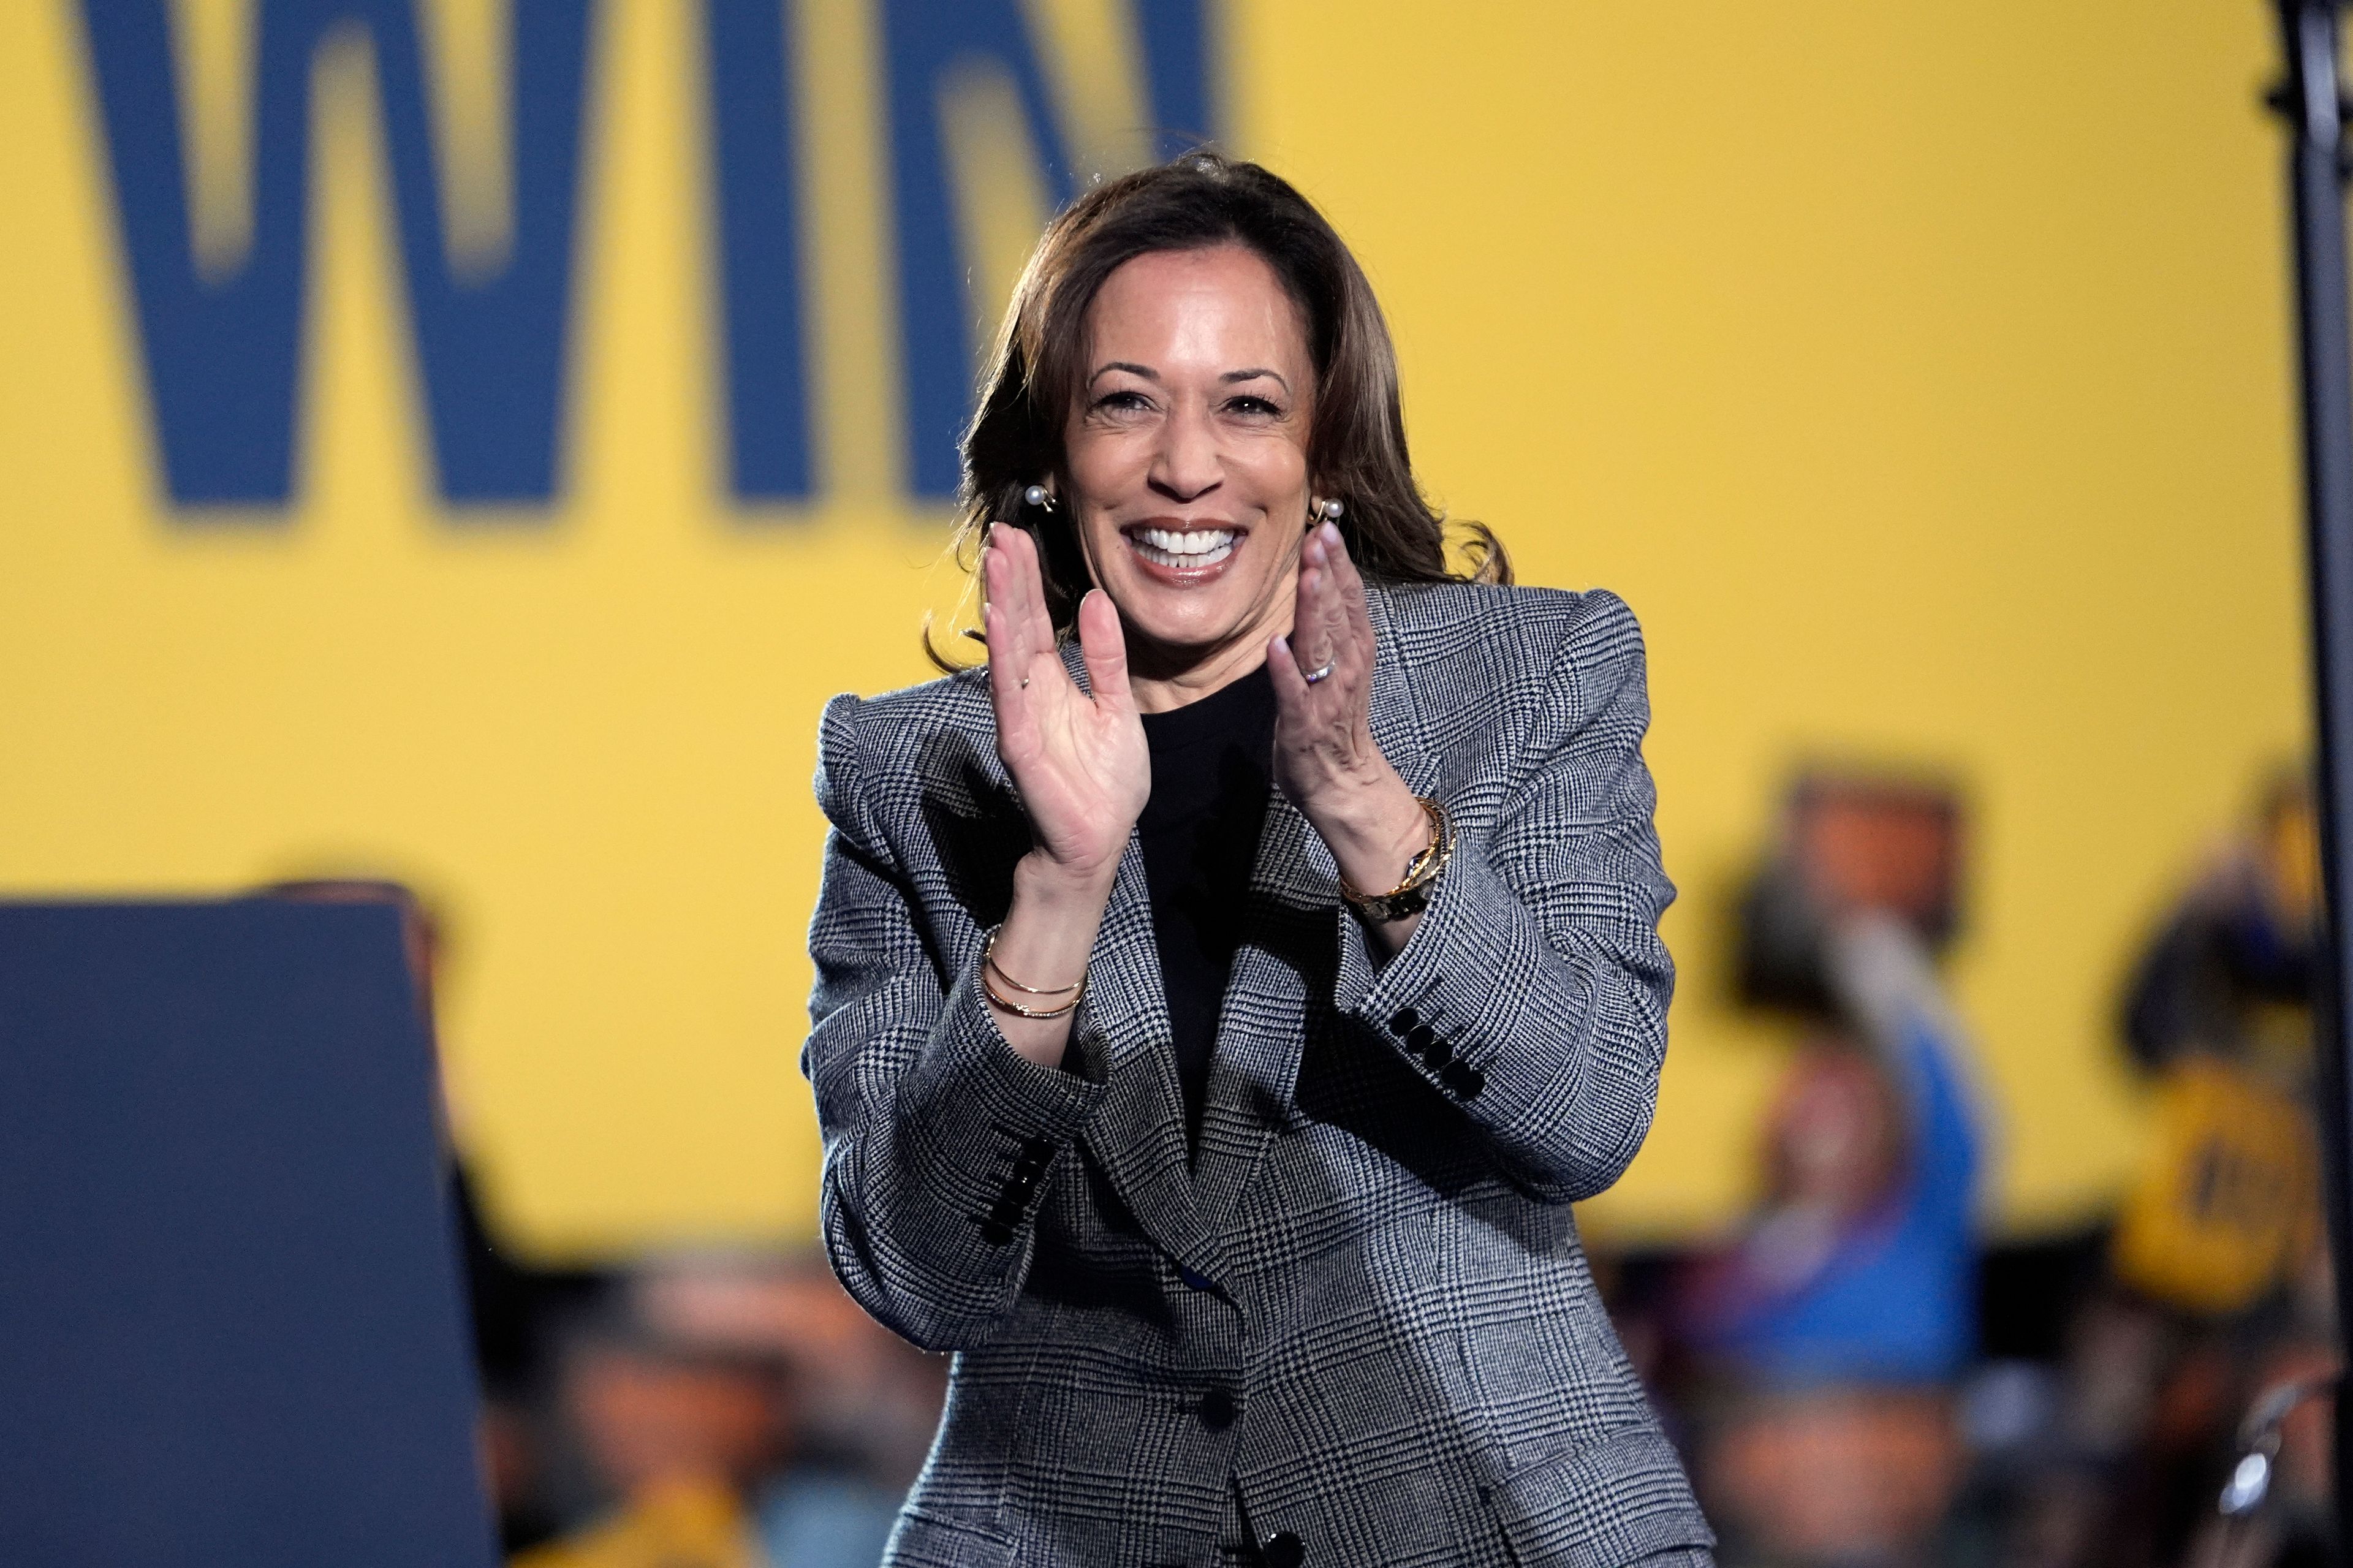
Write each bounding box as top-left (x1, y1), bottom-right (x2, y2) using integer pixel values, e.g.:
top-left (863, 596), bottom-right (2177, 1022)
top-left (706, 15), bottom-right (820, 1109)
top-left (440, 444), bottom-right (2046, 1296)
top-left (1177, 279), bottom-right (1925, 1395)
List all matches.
top-left (1061, 244), bottom-right (1316, 686)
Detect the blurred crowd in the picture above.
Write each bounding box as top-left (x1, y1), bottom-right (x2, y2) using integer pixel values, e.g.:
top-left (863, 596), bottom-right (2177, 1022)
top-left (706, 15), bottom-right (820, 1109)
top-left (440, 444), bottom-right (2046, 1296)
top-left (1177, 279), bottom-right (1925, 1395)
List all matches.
top-left (460, 1227), bottom-right (942, 1568)
top-left (289, 762), bottom-right (2338, 1568)
top-left (1596, 768), bottom-right (2335, 1568)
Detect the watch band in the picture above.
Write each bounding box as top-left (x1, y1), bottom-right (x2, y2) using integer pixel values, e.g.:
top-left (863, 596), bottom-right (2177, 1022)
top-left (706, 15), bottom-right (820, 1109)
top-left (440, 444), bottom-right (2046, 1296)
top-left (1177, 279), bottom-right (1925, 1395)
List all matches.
top-left (1340, 796), bottom-right (1454, 923)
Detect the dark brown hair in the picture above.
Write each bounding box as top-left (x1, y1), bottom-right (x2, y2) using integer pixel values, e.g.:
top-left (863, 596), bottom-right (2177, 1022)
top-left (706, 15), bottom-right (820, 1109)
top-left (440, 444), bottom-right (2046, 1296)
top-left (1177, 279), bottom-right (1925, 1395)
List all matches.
top-left (933, 150), bottom-right (1506, 665)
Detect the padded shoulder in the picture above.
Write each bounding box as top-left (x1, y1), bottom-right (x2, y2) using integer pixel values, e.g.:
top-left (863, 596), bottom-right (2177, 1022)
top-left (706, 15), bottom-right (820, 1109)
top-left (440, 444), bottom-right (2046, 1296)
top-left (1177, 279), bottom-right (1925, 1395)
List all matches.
top-left (1373, 579), bottom-right (1646, 727)
top-left (819, 664), bottom-right (993, 771)
top-left (814, 668), bottom-right (994, 846)
top-left (1377, 576), bottom-right (1637, 658)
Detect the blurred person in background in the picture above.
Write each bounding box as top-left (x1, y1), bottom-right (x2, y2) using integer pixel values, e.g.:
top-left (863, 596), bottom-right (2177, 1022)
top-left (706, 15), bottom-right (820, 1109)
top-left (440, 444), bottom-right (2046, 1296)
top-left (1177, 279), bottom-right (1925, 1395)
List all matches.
top-left (1675, 776), bottom-right (1987, 1566)
top-left (2025, 771), bottom-right (2331, 1568)
top-left (805, 151), bottom-right (1709, 1566)
top-left (512, 1275), bottom-right (786, 1568)
top-left (634, 1252), bottom-right (939, 1567)
top-left (515, 1252), bottom-right (931, 1568)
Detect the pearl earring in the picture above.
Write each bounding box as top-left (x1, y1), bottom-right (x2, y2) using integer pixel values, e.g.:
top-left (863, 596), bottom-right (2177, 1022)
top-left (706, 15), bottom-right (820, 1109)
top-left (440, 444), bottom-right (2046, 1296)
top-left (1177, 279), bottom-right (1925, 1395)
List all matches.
top-left (1022, 483), bottom-right (1056, 512)
top-left (1311, 497), bottom-right (1344, 524)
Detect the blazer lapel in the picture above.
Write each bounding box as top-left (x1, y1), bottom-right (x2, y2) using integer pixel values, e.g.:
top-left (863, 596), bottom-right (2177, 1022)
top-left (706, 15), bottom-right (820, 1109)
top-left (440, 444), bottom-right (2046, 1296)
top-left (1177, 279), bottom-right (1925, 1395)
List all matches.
top-left (1187, 791), bottom-right (1319, 1232)
top-left (1189, 586), bottom-right (1431, 1232)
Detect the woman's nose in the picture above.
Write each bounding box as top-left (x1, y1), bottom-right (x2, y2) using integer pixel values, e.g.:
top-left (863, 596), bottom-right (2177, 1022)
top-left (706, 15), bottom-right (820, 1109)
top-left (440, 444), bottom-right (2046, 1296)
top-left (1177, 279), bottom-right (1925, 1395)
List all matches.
top-left (1147, 403), bottom-right (1222, 502)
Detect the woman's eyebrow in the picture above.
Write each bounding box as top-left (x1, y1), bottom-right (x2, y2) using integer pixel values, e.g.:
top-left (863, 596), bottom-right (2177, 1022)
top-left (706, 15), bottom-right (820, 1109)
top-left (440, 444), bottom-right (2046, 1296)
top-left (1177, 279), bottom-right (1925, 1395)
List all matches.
top-left (1089, 361), bottom-right (1159, 384)
top-left (1222, 367), bottom-right (1290, 393)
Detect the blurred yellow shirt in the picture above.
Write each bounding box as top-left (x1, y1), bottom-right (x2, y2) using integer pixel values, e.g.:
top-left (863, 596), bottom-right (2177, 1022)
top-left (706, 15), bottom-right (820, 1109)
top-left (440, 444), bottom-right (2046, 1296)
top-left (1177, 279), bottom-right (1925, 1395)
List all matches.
top-left (510, 1480), bottom-right (764, 1568)
top-left (2113, 1054), bottom-right (2318, 1317)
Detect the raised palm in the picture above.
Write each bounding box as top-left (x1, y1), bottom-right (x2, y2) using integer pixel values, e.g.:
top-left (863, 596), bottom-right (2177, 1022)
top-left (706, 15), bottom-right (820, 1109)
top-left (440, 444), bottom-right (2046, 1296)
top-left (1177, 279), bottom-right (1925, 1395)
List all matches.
top-left (983, 525), bottom-right (1149, 884)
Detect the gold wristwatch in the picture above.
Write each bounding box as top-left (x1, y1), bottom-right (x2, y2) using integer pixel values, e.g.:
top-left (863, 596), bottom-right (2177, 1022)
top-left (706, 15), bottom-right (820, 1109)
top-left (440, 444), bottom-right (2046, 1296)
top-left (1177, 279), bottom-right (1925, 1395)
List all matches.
top-left (1340, 796), bottom-right (1454, 923)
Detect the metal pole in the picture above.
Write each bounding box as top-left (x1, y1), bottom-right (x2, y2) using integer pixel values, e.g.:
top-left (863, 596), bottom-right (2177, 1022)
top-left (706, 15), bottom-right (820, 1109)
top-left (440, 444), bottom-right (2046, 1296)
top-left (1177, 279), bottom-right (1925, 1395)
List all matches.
top-left (2273, 0), bottom-right (2353, 1522)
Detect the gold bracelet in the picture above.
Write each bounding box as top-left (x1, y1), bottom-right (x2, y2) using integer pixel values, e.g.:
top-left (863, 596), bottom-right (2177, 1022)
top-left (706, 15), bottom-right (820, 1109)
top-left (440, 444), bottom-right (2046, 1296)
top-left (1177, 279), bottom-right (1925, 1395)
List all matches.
top-left (980, 928), bottom-right (1086, 1018)
top-left (982, 926), bottom-right (1085, 994)
top-left (982, 969), bottom-right (1085, 1019)
top-left (1339, 796), bottom-right (1455, 923)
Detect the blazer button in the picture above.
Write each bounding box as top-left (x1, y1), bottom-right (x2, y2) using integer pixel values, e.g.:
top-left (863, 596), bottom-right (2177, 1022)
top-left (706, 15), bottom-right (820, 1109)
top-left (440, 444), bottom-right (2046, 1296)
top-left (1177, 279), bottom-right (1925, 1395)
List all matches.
top-left (1262, 1531), bottom-right (1304, 1567)
top-left (1389, 1006), bottom-right (1419, 1034)
top-left (1199, 1387), bottom-right (1238, 1431)
top-left (1439, 1060), bottom-right (1486, 1099)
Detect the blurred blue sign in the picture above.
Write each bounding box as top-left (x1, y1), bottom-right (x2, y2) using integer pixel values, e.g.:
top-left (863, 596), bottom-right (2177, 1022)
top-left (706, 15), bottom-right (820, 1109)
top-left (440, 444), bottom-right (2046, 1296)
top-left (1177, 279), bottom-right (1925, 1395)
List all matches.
top-left (78, 0), bottom-right (1215, 509)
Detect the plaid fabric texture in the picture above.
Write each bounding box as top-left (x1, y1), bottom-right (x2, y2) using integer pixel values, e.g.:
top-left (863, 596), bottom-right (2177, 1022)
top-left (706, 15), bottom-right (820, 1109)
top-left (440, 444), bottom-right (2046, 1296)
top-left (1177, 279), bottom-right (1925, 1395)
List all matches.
top-left (805, 581), bottom-right (1713, 1567)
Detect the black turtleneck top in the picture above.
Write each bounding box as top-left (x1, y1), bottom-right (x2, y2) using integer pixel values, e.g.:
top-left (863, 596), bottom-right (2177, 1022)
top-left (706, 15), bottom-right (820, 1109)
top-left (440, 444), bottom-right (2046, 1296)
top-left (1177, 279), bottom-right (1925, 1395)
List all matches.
top-left (1135, 664), bottom-right (1278, 1143)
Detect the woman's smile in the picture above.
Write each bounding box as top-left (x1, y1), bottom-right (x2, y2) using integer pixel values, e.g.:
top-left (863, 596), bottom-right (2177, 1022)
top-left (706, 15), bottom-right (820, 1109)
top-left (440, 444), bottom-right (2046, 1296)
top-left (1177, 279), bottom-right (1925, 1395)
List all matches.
top-left (1122, 520), bottom-right (1243, 578)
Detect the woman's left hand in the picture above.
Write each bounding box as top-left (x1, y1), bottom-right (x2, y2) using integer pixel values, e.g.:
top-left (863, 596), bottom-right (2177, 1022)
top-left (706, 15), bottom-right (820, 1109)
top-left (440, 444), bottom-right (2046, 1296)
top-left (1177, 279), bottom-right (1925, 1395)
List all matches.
top-left (1269, 520), bottom-right (1439, 950)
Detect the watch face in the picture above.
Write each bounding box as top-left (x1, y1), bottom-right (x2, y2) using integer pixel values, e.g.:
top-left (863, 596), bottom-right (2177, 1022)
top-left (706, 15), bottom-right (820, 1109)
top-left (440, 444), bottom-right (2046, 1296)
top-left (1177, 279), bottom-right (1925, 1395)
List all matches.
top-left (1381, 884), bottom-right (1433, 922)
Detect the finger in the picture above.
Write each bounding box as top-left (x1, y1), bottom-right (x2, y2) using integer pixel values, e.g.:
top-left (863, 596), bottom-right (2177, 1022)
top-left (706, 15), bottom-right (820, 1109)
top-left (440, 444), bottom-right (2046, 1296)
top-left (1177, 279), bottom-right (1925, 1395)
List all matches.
top-left (1271, 633), bottom-right (1340, 731)
top-left (985, 535), bottom-right (1047, 715)
top-left (986, 525), bottom-right (1025, 648)
top-left (983, 595), bottom-right (1008, 698)
top-left (1318, 547), bottom-right (1358, 676)
top-left (1076, 589), bottom-right (1131, 707)
top-left (994, 525), bottom-right (1048, 681)
top-left (1266, 632), bottom-right (1313, 715)
top-left (981, 534), bottom-right (1008, 662)
top-left (1298, 527), bottom-right (1336, 645)
top-left (1295, 559), bottom-right (1343, 681)
top-left (1289, 539), bottom-right (1325, 641)
top-left (986, 601), bottom-right (1036, 759)
top-left (1301, 526), bottom-right (1368, 684)
top-left (1009, 526), bottom-right (1062, 682)
top-left (1322, 521), bottom-right (1377, 648)
top-left (982, 530), bottom-right (1028, 679)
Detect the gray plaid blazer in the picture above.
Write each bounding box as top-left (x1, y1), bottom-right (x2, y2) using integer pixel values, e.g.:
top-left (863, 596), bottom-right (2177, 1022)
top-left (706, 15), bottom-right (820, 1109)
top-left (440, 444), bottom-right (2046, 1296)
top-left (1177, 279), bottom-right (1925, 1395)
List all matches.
top-left (805, 580), bottom-right (1713, 1568)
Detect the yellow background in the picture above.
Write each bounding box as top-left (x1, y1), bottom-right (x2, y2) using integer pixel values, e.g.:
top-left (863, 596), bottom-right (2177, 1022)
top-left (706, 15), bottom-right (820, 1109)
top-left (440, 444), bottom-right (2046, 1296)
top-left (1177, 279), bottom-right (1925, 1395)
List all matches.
top-left (0, 0), bottom-right (2311, 1256)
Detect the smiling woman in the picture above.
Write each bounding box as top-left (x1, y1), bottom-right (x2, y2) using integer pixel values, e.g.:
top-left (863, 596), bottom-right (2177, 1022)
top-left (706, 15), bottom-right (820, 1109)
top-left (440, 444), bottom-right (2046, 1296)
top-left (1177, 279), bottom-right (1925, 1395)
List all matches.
top-left (804, 152), bottom-right (1710, 1567)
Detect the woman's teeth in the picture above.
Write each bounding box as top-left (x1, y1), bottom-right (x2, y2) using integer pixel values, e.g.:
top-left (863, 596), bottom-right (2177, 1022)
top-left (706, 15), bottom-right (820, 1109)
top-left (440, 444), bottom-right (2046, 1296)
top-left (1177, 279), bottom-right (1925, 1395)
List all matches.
top-left (1131, 528), bottom-right (1235, 569)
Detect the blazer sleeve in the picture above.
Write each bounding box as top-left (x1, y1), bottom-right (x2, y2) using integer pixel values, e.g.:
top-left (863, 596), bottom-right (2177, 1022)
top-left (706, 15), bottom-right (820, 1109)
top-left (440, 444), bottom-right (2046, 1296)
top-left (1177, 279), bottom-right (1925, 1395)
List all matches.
top-left (1334, 590), bottom-right (1675, 1203)
top-left (804, 694), bottom-right (1107, 1352)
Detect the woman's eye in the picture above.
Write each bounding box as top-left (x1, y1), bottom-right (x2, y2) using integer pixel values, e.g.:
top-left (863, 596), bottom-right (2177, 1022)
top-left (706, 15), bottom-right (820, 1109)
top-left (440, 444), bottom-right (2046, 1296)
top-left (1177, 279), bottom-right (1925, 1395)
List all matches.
top-left (1093, 390), bottom-right (1153, 414)
top-left (1225, 396), bottom-right (1283, 418)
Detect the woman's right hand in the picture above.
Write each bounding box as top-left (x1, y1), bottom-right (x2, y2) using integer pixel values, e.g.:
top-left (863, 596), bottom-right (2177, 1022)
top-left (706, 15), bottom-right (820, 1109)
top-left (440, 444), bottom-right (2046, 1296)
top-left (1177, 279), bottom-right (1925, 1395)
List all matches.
top-left (983, 524), bottom-right (1149, 889)
top-left (980, 526), bottom-right (1144, 1068)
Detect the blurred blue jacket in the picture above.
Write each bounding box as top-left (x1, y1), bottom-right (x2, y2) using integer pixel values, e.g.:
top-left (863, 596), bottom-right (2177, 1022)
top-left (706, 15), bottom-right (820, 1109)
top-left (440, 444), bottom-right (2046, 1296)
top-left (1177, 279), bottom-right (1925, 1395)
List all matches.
top-left (1688, 916), bottom-right (1984, 1386)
